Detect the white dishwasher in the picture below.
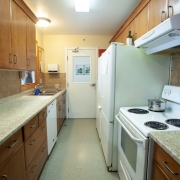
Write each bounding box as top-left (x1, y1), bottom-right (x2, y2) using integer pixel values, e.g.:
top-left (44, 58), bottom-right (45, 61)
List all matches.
top-left (46, 99), bottom-right (57, 155)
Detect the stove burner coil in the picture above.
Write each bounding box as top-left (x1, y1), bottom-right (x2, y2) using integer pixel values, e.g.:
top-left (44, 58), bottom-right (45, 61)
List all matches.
top-left (128, 108), bottom-right (149, 114)
top-left (144, 121), bottom-right (168, 130)
top-left (165, 119), bottom-right (180, 127)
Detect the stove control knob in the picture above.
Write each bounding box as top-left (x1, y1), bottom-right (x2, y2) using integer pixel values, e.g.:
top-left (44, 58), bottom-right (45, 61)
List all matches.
top-left (168, 90), bottom-right (171, 95)
top-left (164, 89), bottom-right (168, 94)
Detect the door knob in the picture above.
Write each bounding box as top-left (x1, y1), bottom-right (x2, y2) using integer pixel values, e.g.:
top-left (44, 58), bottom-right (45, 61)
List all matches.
top-left (90, 83), bottom-right (96, 87)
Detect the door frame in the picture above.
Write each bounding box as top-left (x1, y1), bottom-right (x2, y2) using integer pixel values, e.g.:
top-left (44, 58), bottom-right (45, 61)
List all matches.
top-left (65, 47), bottom-right (98, 119)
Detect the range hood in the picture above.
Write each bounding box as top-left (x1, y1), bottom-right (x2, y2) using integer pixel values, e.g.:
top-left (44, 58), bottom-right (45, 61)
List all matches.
top-left (135, 13), bottom-right (180, 54)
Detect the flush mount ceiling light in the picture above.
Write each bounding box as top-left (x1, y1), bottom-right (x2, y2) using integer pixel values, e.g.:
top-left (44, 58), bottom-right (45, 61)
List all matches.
top-left (74, 0), bottom-right (90, 12)
top-left (37, 17), bottom-right (51, 28)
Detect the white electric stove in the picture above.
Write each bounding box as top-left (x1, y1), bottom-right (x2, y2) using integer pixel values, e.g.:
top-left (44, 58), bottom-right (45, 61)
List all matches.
top-left (116, 85), bottom-right (180, 180)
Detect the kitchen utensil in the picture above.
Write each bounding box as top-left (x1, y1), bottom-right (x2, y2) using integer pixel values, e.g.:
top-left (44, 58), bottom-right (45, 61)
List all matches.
top-left (148, 99), bottom-right (166, 112)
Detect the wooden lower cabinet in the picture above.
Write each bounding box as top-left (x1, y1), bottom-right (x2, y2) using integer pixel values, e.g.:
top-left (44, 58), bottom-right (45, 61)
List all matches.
top-left (152, 142), bottom-right (180, 180)
top-left (57, 92), bottom-right (66, 134)
top-left (24, 120), bottom-right (47, 168)
top-left (0, 143), bottom-right (26, 180)
top-left (26, 139), bottom-right (48, 180)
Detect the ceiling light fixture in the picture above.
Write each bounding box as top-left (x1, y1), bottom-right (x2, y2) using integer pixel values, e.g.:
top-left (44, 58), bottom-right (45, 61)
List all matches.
top-left (37, 17), bottom-right (51, 28)
top-left (74, 0), bottom-right (90, 12)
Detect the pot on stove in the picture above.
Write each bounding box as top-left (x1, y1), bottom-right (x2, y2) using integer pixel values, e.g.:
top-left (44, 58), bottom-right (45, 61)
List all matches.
top-left (148, 99), bottom-right (166, 112)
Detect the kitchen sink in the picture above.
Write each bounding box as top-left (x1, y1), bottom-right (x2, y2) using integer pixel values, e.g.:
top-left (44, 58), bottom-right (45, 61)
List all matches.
top-left (29, 89), bottom-right (61, 96)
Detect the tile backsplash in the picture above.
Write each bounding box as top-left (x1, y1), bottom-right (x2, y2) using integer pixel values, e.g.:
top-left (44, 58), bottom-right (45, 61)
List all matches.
top-left (41, 73), bottom-right (66, 89)
top-left (0, 53), bottom-right (180, 99)
top-left (0, 70), bottom-right (21, 99)
top-left (170, 53), bottom-right (180, 86)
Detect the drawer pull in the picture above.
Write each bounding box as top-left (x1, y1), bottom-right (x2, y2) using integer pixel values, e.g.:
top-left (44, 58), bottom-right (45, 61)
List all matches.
top-left (161, 11), bottom-right (166, 22)
top-left (41, 126), bottom-right (46, 130)
top-left (43, 112), bottom-right (47, 117)
top-left (2, 175), bottom-right (8, 179)
top-left (31, 165), bottom-right (38, 173)
top-left (163, 161), bottom-right (178, 175)
top-left (9, 53), bottom-right (12, 63)
top-left (30, 123), bottom-right (36, 128)
top-left (8, 140), bottom-right (18, 148)
top-left (42, 147), bottom-right (47, 152)
top-left (29, 140), bottom-right (36, 146)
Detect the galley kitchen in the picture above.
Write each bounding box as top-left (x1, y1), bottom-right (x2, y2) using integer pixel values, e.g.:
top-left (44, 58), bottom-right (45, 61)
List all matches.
top-left (0, 0), bottom-right (180, 180)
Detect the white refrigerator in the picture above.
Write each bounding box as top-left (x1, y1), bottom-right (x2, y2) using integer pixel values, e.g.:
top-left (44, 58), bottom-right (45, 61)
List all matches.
top-left (96, 42), bottom-right (170, 171)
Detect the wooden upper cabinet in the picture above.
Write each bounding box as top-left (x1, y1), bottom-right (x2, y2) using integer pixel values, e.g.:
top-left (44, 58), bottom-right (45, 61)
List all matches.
top-left (11, 0), bottom-right (27, 70)
top-left (168, 0), bottom-right (180, 17)
top-left (27, 16), bottom-right (36, 70)
top-left (148, 0), bottom-right (168, 31)
top-left (135, 4), bottom-right (149, 40)
top-left (0, 0), bottom-right (12, 69)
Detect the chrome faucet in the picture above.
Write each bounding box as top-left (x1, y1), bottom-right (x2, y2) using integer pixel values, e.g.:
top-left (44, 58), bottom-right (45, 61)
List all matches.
top-left (34, 84), bottom-right (40, 89)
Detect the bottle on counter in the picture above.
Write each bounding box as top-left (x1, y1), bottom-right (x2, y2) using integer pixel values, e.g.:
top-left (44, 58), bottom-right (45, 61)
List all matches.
top-left (126, 31), bottom-right (133, 45)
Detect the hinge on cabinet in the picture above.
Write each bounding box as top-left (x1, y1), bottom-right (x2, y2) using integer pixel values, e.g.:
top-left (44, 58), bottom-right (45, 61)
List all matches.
top-left (67, 82), bottom-right (69, 87)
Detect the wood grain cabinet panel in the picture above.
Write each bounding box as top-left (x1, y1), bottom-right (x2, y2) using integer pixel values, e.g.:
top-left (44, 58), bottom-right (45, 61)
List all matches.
top-left (135, 4), bottom-right (149, 40)
top-left (0, 144), bottom-right (26, 180)
top-left (0, 129), bottom-right (23, 167)
top-left (168, 0), bottom-right (180, 17)
top-left (152, 142), bottom-right (180, 180)
top-left (62, 92), bottom-right (66, 120)
top-left (26, 138), bottom-right (48, 180)
top-left (24, 121), bottom-right (47, 169)
top-left (11, 0), bottom-right (27, 70)
top-left (26, 16), bottom-right (36, 70)
top-left (38, 107), bottom-right (47, 125)
top-left (0, 0), bottom-right (12, 69)
top-left (23, 115), bottom-right (39, 141)
top-left (148, 0), bottom-right (168, 31)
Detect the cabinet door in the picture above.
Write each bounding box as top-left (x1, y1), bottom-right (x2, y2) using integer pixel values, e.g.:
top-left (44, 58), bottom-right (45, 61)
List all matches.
top-left (135, 4), bottom-right (149, 39)
top-left (0, 144), bottom-right (26, 180)
top-left (27, 16), bottom-right (36, 70)
top-left (168, 0), bottom-right (180, 17)
top-left (0, 0), bottom-right (12, 69)
top-left (148, 0), bottom-right (168, 30)
top-left (57, 101), bottom-right (61, 133)
top-left (62, 94), bottom-right (66, 120)
top-left (11, 0), bottom-right (26, 70)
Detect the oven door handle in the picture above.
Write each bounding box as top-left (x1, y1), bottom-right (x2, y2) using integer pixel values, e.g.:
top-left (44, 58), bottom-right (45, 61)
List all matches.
top-left (116, 114), bottom-right (145, 147)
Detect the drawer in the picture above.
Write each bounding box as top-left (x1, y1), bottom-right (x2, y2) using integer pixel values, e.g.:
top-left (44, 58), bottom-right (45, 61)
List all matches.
top-left (0, 129), bottom-right (23, 166)
top-left (26, 138), bottom-right (48, 180)
top-left (154, 142), bottom-right (180, 180)
top-left (24, 121), bottom-right (47, 169)
top-left (23, 115), bottom-right (39, 141)
top-left (38, 107), bottom-right (47, 125)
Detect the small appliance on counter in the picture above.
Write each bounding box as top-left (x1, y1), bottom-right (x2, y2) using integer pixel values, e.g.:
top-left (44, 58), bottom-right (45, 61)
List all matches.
top-left (116, 85), bottom-right (180, 180)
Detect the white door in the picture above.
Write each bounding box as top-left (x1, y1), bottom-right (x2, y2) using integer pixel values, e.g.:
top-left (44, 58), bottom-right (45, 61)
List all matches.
top-left (67, 48), bottom-right (97, 118)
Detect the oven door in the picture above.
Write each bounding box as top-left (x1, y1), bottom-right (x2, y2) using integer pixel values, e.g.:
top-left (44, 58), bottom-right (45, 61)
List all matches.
top-left (116, 113), bottom-right (149, 180)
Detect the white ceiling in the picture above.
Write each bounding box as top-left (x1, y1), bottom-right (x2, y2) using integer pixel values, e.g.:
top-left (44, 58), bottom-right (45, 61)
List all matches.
top-left (24, 0), bottom-right (141, 35)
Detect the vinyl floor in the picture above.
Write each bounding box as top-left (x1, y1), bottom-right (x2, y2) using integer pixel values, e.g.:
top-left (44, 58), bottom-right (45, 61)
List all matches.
top-left (39, 119), bottom-right (119, 180)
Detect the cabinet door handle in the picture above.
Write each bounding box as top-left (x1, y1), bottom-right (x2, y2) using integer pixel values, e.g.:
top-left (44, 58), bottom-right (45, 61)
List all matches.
top-left (29, 140), bottom-right (36, 145)
top-left (27, 59), bottom-right (30, 66)
top-left (42, 147), bottom-right (47, 152)
top-left (9, 53), bottom-right (12, 63)
top-left (13, 55), bottom-right (18, 64)
top-left (168, 6), bottom-right (173, 17)
top-left (8, 140), bottom-right (18, 148)
top-left (41, 126), bottom-right (46, 130)
top-left (163, 161), bottom-right (178, 175)
top-left (161, 11), bottom-right (166, 22)
top-left (30, 123), bottom-right (36, 128)
top-left (31, 165), bottom-right (38, 173)
top-left (2, 175), bottom-right (8, 180)
top-left (43, 112), bottom-right (47, 117)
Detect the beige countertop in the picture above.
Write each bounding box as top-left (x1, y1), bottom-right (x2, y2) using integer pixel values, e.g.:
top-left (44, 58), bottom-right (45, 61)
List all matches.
top-left (150, 131), bottom-right (180, 165)
top-left (0, 89), bottom-right (66, 145)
